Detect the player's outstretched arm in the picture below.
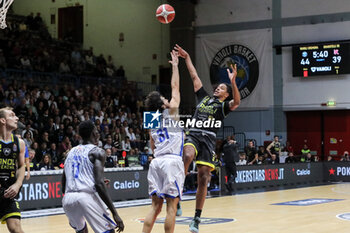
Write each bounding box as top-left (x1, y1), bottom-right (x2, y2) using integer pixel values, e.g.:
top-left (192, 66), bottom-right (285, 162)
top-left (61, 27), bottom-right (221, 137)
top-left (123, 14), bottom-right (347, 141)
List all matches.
top-left (91, 148), bottom-right (125, 232)
top-left (227, 64), bottom-right (240, 111)
top-left (174, 44), bottom-right (202, 92)
top-left (169, 50), bottom-right (180, 117)
top-left (4, 139), bottom-right (25, 199)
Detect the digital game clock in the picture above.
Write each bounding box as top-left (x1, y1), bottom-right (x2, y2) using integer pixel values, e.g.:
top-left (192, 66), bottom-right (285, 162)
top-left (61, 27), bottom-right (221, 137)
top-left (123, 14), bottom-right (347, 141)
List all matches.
top-left (292, 42), bottom-right (350, 77)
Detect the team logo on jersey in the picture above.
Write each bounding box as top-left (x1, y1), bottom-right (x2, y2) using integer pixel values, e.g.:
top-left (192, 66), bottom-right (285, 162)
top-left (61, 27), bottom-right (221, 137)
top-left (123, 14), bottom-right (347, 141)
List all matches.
top-left (143, 110), bottom-right (161, 129)
top-left (13, 144), bottom-right (17, 152)
top-left (3, 148), bottom-right (11, 156)
top-left (210, 44), bottom-right (259, 100)
top-left (137, 216), bottom-right (234, 225)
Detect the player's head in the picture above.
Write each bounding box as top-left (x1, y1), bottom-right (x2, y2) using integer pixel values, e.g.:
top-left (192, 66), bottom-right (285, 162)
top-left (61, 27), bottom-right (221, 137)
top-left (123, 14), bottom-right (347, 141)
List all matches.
top-left (79, 120), bottom-right (98, 143)
top-left (0, 107), bottom-right (19, 130)
top-left (145, 91), bottom-right (168, 112)
top-left (213, 83), bottom-right (233, 101)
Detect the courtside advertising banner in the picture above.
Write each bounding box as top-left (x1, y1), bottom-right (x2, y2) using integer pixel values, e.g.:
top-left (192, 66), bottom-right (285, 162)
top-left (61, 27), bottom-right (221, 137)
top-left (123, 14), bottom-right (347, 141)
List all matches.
top-left (17, 170), bottom-right (148, 211)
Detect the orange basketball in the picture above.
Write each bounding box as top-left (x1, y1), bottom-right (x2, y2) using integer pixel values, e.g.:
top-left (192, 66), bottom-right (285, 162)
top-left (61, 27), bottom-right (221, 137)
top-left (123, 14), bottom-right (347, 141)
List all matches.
top-left (156, 4), bottom-right (175, 24)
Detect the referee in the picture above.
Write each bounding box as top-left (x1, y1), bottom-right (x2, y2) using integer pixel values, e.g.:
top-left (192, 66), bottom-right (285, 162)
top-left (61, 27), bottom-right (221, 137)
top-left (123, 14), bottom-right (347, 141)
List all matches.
top-left (222, 135), bottom-right (239, 194)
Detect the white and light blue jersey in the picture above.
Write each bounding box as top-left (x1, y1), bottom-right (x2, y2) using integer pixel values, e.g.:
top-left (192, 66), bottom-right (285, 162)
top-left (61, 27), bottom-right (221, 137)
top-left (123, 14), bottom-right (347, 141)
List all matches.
top-left (151, 109), bottom-right (184, 158)
top-left (64, 144), bottom-right (96, 193)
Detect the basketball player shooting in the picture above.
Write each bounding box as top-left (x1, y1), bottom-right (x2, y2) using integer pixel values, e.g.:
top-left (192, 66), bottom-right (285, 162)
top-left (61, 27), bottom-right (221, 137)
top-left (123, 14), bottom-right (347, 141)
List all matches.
top-left (142, 50), bottom-right (185, 233)
top-left (174, 44), bottom-right (240, 233)
top-left (61, 120), bottom-right (124, 233)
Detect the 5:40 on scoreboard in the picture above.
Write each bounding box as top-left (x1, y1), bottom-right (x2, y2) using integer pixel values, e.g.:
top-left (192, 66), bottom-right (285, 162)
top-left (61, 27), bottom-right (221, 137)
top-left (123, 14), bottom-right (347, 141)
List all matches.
top-left (292, 42), bottom-right (350, 77)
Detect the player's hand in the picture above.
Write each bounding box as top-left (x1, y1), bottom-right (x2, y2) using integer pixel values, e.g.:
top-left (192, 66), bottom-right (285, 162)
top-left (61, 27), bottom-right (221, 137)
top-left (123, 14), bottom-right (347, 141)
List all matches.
top-left (4, 183), bottom-right (21, 199)
top-left (226, 64), bottom-right (237, 82)
top-left (168, 50), bottom-right (179, 66)
top-left (174, 44), bottom-right (188, 59)
top-left (26, 172), bottom-right (30, 180)
top-left (113, 214), bottom-right (124, 232)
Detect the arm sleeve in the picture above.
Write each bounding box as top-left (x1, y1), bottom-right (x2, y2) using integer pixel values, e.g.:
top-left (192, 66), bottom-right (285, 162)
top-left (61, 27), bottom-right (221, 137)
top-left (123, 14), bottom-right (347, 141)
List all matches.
top-left (222, 101), bottom-right (231, 116)
top-left (195, 87), bottom-right (209, 103)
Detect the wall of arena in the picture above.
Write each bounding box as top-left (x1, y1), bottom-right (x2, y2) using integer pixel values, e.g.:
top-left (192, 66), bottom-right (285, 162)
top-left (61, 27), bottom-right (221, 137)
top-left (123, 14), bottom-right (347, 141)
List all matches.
top-left (195, 0), bottom-right (350, 146)
top-left (11, 0), bottom-right (171, 83)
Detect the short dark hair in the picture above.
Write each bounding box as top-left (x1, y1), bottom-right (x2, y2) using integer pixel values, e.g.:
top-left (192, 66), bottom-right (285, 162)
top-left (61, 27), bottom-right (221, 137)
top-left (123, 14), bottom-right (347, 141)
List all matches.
top-left (79, 120), bottom-right (95, 140)
top-left (145, 91), bottom-right (163, 112)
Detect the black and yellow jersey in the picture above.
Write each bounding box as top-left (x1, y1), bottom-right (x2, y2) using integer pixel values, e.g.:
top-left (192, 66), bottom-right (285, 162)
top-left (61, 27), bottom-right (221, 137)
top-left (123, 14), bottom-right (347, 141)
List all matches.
top-left (0, 134), bottom-right (20, 196)
top-left (190, 87), bottom-right (231, 135)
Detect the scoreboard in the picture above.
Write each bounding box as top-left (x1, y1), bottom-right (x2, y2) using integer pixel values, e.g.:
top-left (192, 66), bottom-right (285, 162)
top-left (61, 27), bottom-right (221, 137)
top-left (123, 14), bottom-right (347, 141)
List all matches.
top-left (292, 42), bottom-right (350, 77)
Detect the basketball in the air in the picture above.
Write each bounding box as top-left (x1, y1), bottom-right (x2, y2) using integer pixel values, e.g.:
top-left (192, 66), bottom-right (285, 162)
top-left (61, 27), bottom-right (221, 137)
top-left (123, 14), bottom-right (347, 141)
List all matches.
top-left (156, 4), bottom-right (175, 24)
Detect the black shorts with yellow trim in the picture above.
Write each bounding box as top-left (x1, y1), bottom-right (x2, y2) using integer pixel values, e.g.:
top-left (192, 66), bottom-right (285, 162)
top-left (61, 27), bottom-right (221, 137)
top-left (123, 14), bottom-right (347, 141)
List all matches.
top-left (0, 198), bottom-right (21, 224)
top-left (184, 130), bottom-right (217, 171)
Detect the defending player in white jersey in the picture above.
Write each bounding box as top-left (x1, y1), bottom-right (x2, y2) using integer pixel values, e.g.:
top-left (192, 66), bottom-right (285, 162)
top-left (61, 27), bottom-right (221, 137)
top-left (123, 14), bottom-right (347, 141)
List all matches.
top-left (142, 50), bottom-right (184, 233)
top-left (61, 120), bottom-right (124, 233)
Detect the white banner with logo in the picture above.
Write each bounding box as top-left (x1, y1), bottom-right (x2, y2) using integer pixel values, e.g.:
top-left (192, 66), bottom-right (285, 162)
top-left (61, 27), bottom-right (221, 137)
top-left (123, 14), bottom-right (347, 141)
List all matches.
top-left (195, 29), bottom-right (273, 109)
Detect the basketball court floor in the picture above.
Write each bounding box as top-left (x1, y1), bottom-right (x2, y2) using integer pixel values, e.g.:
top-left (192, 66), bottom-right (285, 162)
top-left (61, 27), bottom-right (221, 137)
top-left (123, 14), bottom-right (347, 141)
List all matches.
top-left (2, 183), bottom-right (350, 233)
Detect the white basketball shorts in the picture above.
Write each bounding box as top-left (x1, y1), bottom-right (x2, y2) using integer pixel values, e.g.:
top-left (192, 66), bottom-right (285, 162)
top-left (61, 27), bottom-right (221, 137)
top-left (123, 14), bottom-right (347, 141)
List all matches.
top-left (62, 192), bottom-right (116, 233)
top-left (148, 155), bottom-right (185, 199)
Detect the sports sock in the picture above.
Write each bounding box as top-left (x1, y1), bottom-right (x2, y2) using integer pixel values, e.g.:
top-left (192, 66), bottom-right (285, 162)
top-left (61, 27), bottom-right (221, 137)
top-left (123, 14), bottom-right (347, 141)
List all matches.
top-left (195, 209), bottom-right (202, 218)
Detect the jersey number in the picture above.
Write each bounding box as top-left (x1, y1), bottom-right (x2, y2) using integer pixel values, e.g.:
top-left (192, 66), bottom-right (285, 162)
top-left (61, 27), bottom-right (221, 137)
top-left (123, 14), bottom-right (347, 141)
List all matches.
top-left (157, 128), bottom-right (170, 143)
top-left (72, 155), bottom-right (80, 179)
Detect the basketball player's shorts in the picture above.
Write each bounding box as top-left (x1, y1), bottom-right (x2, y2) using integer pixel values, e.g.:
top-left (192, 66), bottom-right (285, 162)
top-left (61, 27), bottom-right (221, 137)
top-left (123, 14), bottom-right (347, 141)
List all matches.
top-left (62, 192), bottom-right (116, 233)
top-left (148, 155), bottom-right (185, 200)
top-left (184, 130), bottom-right (217, 171)
top-left (0, 198), bottom-right (21, 224)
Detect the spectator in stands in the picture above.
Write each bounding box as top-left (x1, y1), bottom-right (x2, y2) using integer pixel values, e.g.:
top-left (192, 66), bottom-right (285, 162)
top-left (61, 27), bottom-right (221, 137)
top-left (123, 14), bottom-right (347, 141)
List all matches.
top-left (268, 153), bottom-right (279, 165)
top-left (279, 151), bottom-right (288, 163)
top-left (33, 12), bottom-right (43, 30)
top-left (4, 93), bottom-right (16, 108)
top-left (23, 130), bottom-right (33, 148)
top-left (127, 149), bottom-right (139, 167)
top-left (71, 47), bottom-right (82, 64)
top-left (58, 136), bottom-right (71, 155)
top-left (37, 142), bottom-right (48, 162)
top-left (116, 65), bottom-right (125, 77)
top-left (85, 49), bottom-right (96, 70)
top-left (105, 148), bottom-right (115, 168)
top-left (236, 152), bottom-right (247, 166)
top-left (20, 55), bottom-right (32, 70)
top-left (257, 154), bottom-right (265, 165)
top-left (126, 127), bottom-right (137, 148)
top-left (38, 154), bottom-right (55, 171)
top-left (103, 135), bottom-right (113, 150)
top-left (245, 140), bottom-right (258, 165)
top-left (267, 135), bottom-right (282, 157)
top-left (304, 152), bottom-right (316, 162)
top-left (28, 149), bottom-right (38, 171)
top-left (284, 140), bottom-right (294, 153)
top-left (327, 155), bottom-right (334, 162)
top-left (285, 152), bottom-right (297, 163)
top-left (59, 58), bottom-right (71, 73)
top-left (301, 144), bottom-right (311, 157)
top-left (340, 151), bottom-right (350, 161)
top-left (26, 12), bottom-right (34, 29)
top-left (122, 136), bottom-right (131, 152)
top-left (143, 154), bottom-right (154, 170)
top-left (48, 142), bottom-right (60, 166)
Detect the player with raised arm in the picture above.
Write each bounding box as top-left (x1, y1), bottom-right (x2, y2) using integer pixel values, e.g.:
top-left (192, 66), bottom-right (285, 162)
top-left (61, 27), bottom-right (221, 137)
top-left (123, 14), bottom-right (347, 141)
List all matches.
top-left (0, 107), bottom-right (26, 233)
top-left (62, 120), bottom-right (124, 233)
top-left (142, 50), bottom-right (184, 233)
top-left (175, 44), bottom-right (240, 233)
